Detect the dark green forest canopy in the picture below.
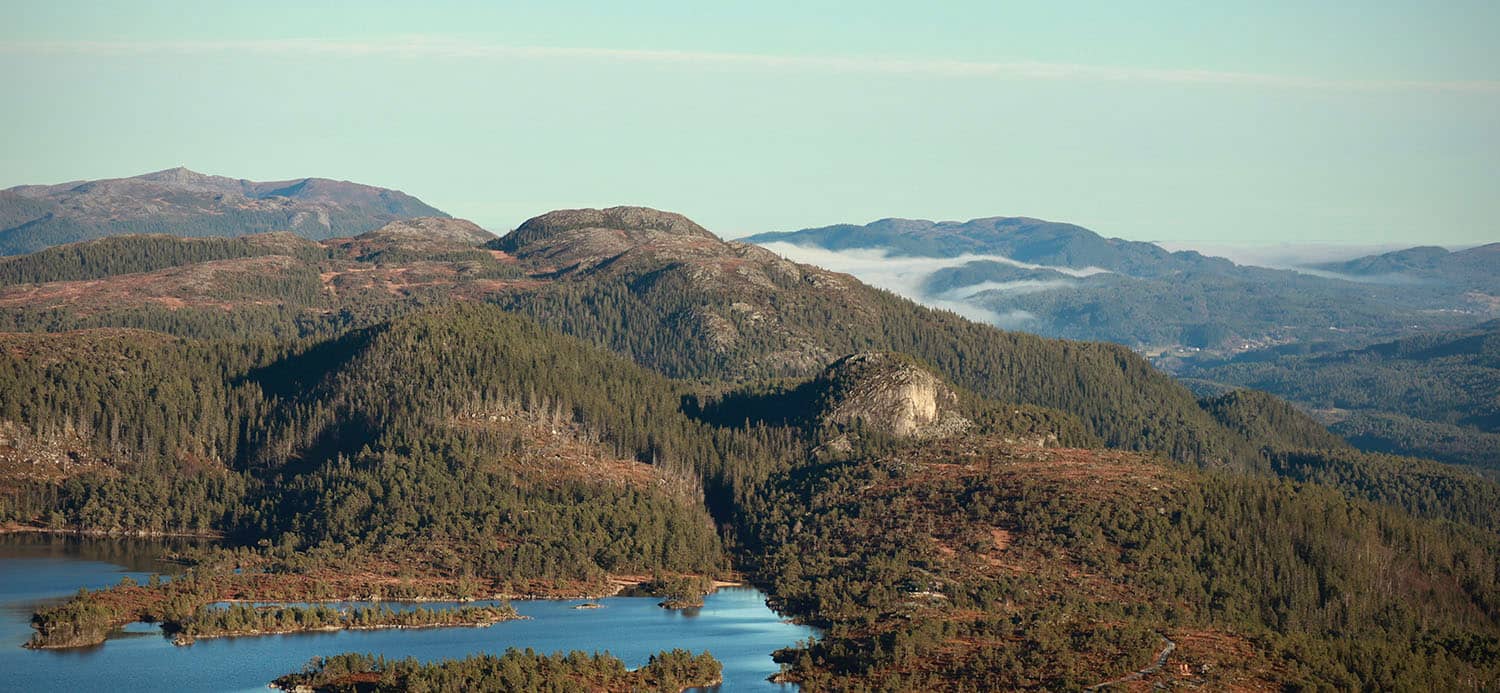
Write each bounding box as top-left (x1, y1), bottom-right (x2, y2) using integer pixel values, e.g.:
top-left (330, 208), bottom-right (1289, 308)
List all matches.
top-left (0, 233), bottom-right (330, 287)
top-left (492, 279), bottom-right (1262, 468)
top-left (0, 306), bottom-right (799, 580)
top-left (1196, 388), bottom-right (1500, 532)
top-left (4, 301), bottom-right (1495, 554)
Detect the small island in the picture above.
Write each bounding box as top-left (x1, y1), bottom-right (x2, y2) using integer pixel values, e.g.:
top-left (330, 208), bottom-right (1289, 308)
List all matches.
top-left (271, 648), bottom-right (722, 692)
top-left (22, 563), bottom-right (742, 649)
top-left (23, 570), bottom-right (526, 650)
top-left (621, 574), bottom-right (719, 610)
top-left (170, 603), bottom-right (520, 645)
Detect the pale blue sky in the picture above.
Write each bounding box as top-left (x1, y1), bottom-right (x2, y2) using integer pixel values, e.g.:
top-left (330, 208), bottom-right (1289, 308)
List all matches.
top-left (2, 1), bottom-right (1496, 245)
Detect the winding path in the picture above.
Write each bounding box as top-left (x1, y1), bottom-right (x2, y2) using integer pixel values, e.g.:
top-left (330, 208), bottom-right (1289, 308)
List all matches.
top-left (1085, 633), bottom-right (1176, 690)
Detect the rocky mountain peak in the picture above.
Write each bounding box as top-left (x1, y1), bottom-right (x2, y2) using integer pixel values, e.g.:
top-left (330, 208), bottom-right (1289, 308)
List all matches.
top-left (121, 167), bottom-right (253, 195)
top-left (136, 166), bottom-right (212, 183)
top-left (498, 206), bottom-right (717, 252)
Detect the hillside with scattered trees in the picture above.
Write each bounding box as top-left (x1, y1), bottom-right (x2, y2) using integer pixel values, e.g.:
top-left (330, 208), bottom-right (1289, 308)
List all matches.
top-left (3, 206), bottom-right (1498, 689)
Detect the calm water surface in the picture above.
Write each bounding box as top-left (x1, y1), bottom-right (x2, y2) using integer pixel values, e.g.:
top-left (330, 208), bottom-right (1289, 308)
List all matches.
top-left (0, 536), bottom-right (816, 692)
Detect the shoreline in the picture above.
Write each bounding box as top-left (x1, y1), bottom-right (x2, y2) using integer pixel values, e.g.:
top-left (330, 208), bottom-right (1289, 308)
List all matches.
top-left (24, 575), bottom-right (759, 651)
top-left (10, 532), bottom-right (756, 651)
top-left (0, 523), bottom-right (224, 540)
top-left (172, 613), bottom-right (528, 646)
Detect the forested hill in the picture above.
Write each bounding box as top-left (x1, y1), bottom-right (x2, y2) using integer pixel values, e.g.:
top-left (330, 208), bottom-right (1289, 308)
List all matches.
top-left (483, 207), bottom-right (1262, 467)
top-left (0, 204), bottom-right (1493, 533)
top-left (1186, 320), bottom-right (1500, 474)
top-left (6, 205), bottom-right (1496, 484)
top-left (4, 298), bottom-right (1500, 686)
top-left (0, 206), bottom-right (1246, 469)
top-left (0, 305), bottom-right (755, 581)
top-left (0, 167), bottom-right (447, 255)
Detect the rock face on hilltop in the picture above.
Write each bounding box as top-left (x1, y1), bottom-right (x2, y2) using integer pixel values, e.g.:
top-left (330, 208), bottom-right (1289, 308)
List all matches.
top-left (492, 206), bottom-right (805, 288)
top-left (497, 206), bottom-right (716, 251)
top-left (814, 352), bottom-right (971, 439)
top-left (0, 167), bottom-right (448, 254)
top-left (335, 217), bottom-right (497, 261)
top-left (356, 217), bottom-right (494, 247)
top-left (495, 206), bottom-right (797, 277)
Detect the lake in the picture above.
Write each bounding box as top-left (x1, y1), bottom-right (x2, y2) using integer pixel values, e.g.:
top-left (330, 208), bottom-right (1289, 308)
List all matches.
top-left (0, 535), bottom-right (817, 692)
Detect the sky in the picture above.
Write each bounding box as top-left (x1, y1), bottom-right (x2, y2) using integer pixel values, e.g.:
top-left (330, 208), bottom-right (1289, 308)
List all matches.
top-left (1, 1), bottom-right (1496, 246)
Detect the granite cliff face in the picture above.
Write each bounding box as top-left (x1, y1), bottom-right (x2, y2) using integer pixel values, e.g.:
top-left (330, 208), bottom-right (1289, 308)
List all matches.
top-left (814, 352), bottom-right (971, 440)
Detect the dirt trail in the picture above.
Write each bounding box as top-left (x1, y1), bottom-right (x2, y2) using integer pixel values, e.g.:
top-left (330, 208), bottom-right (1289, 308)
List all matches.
top-left (1085, 633), bottom-right (1176, 690)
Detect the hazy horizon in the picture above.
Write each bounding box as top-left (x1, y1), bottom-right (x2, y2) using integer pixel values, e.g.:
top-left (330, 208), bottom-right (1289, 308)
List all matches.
top-left (3, 1), bottom-right (1496, 247)
top-left (1, 163), bottom-right (1487, 264)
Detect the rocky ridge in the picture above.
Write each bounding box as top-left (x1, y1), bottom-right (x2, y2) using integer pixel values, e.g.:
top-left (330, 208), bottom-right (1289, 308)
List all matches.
top-left (0, 167), bottom-right (447, 254)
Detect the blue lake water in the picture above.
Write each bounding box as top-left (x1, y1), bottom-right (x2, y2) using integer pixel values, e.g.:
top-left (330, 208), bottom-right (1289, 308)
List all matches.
top-left (0, 535), bottom-right (817, 692)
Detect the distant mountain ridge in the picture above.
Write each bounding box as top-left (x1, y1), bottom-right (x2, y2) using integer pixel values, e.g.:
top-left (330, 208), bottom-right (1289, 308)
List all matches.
top-left (747, 215), bottom-right (1498, 353)
top-left (0, 167), bottom-right (448, 255)
top-left (744, 216), bottom-right (1236, 277)
top-left (1314, 243), bottom-right (1500, 292)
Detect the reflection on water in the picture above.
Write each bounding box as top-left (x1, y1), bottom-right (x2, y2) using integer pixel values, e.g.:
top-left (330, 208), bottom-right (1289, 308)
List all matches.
top-left (0, 533), bottom-right (206, 573)
top-left (0, 535), bottom-right (816, 692)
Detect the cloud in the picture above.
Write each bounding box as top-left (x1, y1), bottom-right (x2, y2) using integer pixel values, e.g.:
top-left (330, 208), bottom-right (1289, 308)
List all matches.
top-left (943, 256), bottom-right (1110, 279)
top-left (1156, 241), bottom-right (1414, 269)
top-left (1155, 241), bottom-right (1438, 284)
top-left (757, 241), bottom-right (1095, 293)
top-left (3, 37), bottom-right (1496, 94)
top-left (981, 309), bottom-right (1040, 330)
top-left (937, 279), bottom-right (1076, 300)
top-left (1278, 268), bottom-right (1429, 286)
top-left (758, 242), bottom-right (1072, 328)
top-left (757, 241), bottom-right (1106, 282)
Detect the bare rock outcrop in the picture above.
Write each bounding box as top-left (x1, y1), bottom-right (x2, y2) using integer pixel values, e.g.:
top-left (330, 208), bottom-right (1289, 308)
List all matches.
top-left (356, 217), bottom-right (495, 247)
top-left (496, 206), bottom-right (715, 253)
top-left (815, 352), bottom-right (972, 440)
